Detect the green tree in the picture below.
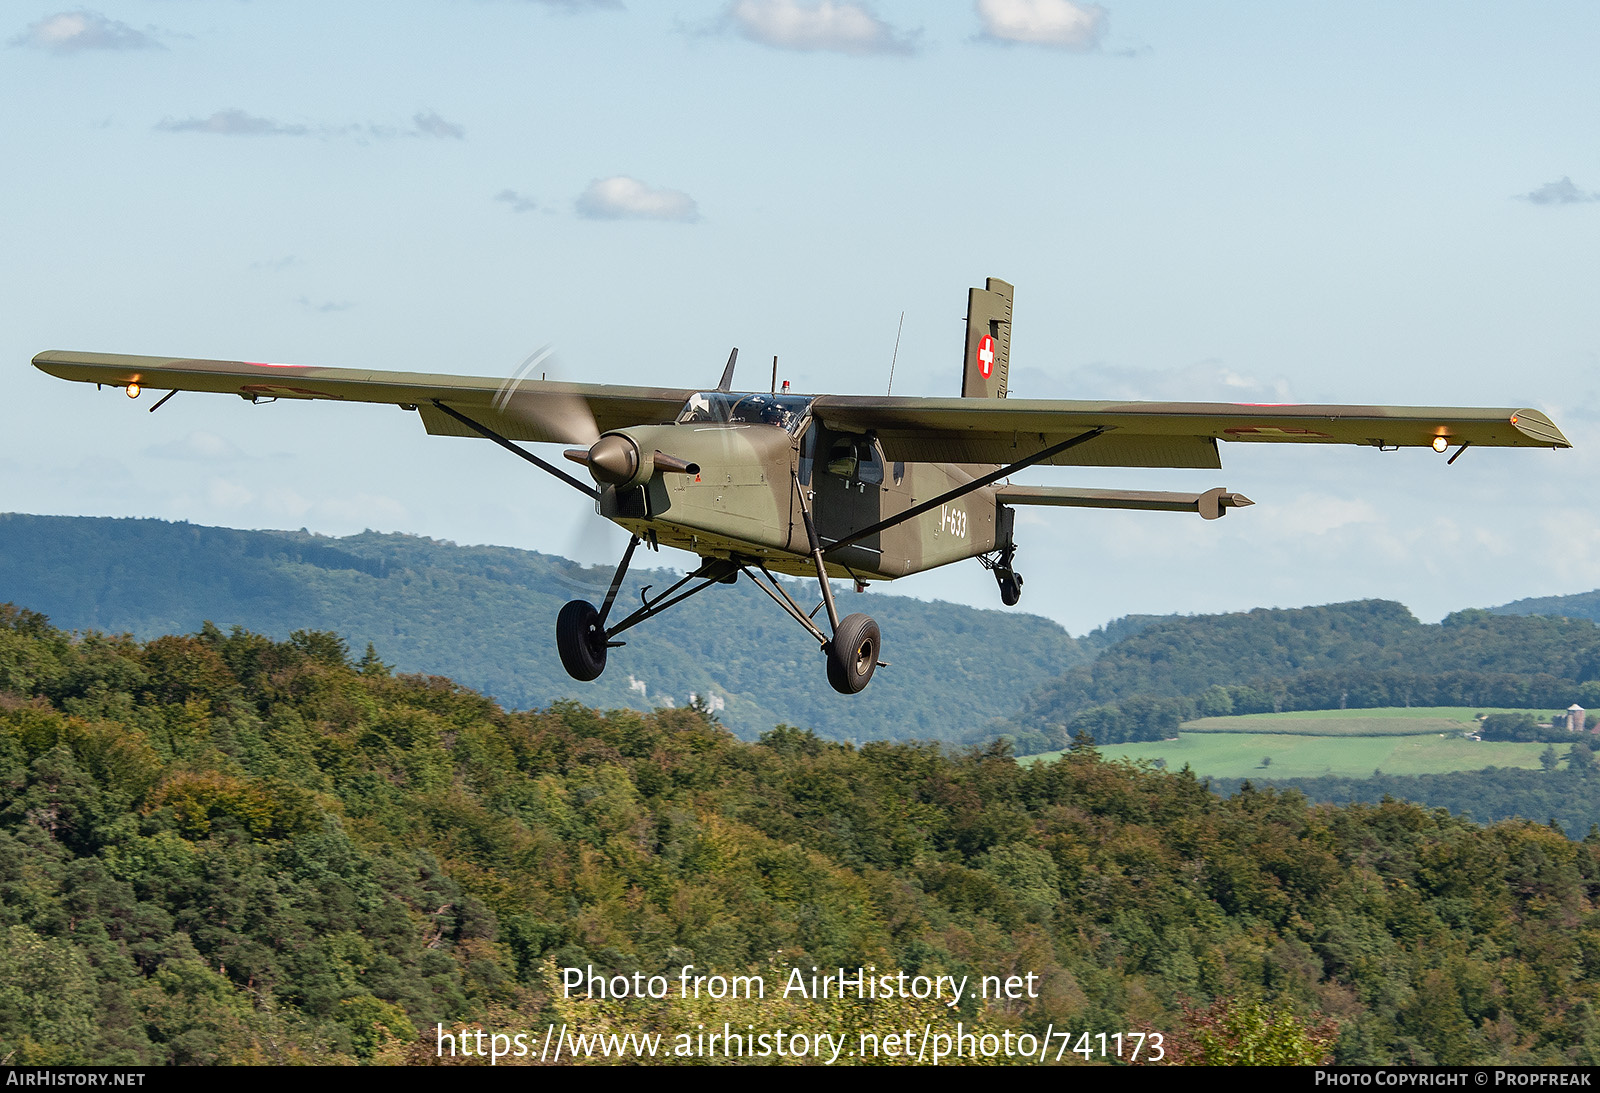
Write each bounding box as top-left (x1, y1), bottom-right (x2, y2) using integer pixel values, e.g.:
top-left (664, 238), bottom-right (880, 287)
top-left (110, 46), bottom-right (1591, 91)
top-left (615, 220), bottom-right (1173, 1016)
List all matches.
top-left (1569, 741), bottom-right (1596, 773)
top-left (0, 925), bottom-right (99, 1064)
top-left (1167, 998), bottom-right (1338, 1066)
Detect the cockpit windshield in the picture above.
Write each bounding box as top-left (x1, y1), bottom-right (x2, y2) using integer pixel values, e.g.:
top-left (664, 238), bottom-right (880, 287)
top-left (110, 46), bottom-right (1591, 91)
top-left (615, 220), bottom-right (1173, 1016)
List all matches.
top-left (677, 392), bottom-right (814, 435)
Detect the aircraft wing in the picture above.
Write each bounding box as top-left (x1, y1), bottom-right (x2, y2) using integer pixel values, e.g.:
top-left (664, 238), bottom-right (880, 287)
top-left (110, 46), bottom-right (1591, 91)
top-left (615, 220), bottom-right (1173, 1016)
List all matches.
top-left (811, 395), bottom-right (1570, 469)
top-left (31, 351), bottom-right (694, 444)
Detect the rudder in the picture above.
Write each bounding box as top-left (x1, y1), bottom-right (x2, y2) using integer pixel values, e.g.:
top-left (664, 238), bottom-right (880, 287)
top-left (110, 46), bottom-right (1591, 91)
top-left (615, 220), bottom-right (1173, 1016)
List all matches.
top-left (960, 277), bottom-right (1012, 399)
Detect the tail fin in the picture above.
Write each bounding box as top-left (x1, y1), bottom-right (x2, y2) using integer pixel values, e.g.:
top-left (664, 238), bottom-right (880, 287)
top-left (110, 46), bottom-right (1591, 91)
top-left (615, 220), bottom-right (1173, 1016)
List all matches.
top-left (961, 277), bottom-right (1013, 399)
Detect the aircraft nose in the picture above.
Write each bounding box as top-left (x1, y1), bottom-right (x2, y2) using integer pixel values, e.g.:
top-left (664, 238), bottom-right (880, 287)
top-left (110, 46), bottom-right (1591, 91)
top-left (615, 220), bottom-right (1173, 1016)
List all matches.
top-left (587, 434), bottom-right (640, 485)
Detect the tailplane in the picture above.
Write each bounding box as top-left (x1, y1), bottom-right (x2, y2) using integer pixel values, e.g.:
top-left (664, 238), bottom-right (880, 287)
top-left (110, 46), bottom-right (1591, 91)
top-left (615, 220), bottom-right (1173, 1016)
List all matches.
top-left (960, 277), bottom-right (1012, 399)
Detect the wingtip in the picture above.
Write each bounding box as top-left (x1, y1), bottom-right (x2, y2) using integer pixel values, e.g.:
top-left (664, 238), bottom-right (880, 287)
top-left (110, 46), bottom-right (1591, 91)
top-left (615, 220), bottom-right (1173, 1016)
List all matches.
top-left (1511, 409), bottom-right (1571, 448)
top-left (31, 350), bottom-right (78, 380)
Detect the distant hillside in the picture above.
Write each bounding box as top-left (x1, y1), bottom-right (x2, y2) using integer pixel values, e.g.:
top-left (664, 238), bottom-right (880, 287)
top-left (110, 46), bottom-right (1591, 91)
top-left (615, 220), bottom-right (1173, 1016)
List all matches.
top-left (1492, 588), bottom-right (1600, 624)
top-left (1007, 600), bottom-right (1600, 749)
top-left (1211, 766), bottom-right (1600, 840)
top-left (0, 513), bottom-right (1083, 742)
top-left (1073, 611), bottom-right (1183, 656)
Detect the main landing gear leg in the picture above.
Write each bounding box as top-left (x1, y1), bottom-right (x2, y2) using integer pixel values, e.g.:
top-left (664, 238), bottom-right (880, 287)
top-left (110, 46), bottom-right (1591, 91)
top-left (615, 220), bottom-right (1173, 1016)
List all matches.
top-left (984, 544), bottom-right (1024, 607)
top-left (557, 481), bottom-right (888, 697)
top-left (794, 473), bottom-right (881, 695)
top-left (556, 534), bottom-right (639, 682)
top-left (557, 536), bottom-right (739, 683)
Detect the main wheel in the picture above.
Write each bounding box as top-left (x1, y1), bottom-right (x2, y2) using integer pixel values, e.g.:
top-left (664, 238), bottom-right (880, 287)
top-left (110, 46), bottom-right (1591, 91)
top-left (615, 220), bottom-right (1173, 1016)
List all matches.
top-left (556, 599), bottom-right (608, 681)
top-left (825, 613), bottom-right (881, 694)
top-left (998, 569), bottom-right (1024, 607)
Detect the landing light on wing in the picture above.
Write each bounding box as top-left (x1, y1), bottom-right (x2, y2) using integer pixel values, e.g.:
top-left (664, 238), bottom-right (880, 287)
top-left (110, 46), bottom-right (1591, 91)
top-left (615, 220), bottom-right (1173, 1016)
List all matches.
top-left (126, 383), bottom-right (140, 398)
top-left (1432, 435), bottom-right (1449, 453)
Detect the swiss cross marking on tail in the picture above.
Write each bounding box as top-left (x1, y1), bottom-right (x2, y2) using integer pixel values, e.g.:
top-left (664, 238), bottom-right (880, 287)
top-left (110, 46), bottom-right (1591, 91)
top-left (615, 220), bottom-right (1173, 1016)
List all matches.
top-left (977, 335), bottom-right (995, 378)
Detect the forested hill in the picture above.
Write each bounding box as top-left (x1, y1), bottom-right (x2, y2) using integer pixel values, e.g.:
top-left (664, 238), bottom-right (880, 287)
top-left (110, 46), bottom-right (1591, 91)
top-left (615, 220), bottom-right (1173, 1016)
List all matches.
top-left (0, 513), bottom-right (1082, 743)
top-left (1008, 600), bottom-right (1600, 750)
top-left (8, 605), bottom-right (1600, 1065)
top-left (1494, 588), bottom-right (1600, 625)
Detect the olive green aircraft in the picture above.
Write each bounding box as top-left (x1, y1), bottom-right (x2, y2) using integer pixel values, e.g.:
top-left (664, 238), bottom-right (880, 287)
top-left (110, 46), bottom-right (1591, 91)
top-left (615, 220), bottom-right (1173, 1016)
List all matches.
top-left (33, 277), bottom-right (1571, 695)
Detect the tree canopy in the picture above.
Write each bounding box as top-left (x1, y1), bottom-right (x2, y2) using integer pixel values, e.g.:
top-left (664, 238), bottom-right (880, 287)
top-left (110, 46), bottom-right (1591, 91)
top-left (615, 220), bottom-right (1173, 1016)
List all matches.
top-left (5, 604), bottom-right (1600, 1064)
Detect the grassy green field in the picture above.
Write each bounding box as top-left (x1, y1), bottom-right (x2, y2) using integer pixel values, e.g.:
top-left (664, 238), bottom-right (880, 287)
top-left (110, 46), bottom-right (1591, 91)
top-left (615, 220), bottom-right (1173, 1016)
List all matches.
top-left (1180, 706), bottom-right (1556, 737)
top-left (1100, 734), bottom-right (1568, 780)
top-left (1022, 707), bottom-right (1576, 778)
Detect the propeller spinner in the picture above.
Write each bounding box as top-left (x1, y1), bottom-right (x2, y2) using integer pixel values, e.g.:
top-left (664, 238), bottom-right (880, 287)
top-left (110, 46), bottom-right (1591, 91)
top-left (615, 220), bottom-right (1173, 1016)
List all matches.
top-left (564, 434), bottom-right (700, 489)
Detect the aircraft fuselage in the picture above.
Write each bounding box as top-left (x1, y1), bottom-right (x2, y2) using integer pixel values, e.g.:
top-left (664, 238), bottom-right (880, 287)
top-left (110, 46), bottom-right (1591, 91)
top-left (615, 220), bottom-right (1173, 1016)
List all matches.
top-left (594, 413), bottom-right (1003, 581)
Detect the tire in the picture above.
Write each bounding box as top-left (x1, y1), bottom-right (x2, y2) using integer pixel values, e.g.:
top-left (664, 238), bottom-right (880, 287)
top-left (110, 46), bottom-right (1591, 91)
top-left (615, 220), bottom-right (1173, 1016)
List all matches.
top-left (825, 613), bottom-right (881, 694)
top-left (999, 571), bottom-right (1023, 607)
top-left (556, 599), bottom-right (607, 681)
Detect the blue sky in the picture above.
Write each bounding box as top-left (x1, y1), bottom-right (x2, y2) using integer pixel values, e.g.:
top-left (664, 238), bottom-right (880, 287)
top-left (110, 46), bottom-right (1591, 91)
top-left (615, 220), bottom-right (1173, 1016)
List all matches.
top-left (4, 1), bottom-right (1598, 636)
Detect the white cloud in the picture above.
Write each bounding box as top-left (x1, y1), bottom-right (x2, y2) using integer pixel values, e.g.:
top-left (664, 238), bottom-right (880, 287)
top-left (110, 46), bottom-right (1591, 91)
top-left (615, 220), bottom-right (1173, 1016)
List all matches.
top-left (145, 432), bottom-right (247, 463)
top-left (976, 0), bottom-right (1107, 50)
top-left (309, 492), bottom-right (410, 527)
top-left (495, 189), bottom-right (539, 213)
top-left (575, 176), bottom-right (700, 222)
top-left (1269, 494), bottom-right (1382, 539)
top-left (727, 0), bottom-right (915, 56)
top-left (296, 297), bottom-right (352, 313)
top-left (205, 477), bottom-right (257, 511)
top-left (1517, 177), bottom-right (1600, 205)
top-left (412, 111), bottom-right (464, 139)
top-left (1528, 510), bottom-right (1600, 585)
top-left (156, 109), bottom-right (308, 136)
top-left (1011, 359), bottom-right (1294, 403)
top-left (11, 10), bottom-right (159, 53)
top-left (154, 109), bottom-right (468, 142)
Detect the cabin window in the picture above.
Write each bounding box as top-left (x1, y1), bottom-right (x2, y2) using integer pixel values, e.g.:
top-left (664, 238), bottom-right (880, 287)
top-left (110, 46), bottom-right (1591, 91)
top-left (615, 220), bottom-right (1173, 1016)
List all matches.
top-left (826, 437), bottom-right (884, 486)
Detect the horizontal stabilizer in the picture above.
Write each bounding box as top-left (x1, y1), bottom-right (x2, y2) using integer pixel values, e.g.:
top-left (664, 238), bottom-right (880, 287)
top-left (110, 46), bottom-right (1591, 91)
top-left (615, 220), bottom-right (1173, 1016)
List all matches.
top-left (995, 485), bottom-right (1254, 520)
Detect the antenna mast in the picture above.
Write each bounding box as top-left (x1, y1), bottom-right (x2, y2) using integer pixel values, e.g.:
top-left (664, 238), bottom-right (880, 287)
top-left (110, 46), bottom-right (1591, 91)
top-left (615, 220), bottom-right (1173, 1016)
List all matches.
top-left (886, 311), bottom-right (904, 396)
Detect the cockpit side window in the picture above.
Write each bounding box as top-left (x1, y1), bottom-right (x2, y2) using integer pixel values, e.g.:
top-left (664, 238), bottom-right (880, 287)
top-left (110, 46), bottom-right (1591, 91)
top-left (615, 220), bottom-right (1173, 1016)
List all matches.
top-left (677, 392), bottom-right (814, 435)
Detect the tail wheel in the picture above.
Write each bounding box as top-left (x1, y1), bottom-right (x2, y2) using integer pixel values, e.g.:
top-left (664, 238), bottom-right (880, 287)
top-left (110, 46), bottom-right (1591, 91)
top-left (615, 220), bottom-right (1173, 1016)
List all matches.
top-left (825, 613), bottom-right (881, 694)
top-left (556, 599), bottom-right (608, 681)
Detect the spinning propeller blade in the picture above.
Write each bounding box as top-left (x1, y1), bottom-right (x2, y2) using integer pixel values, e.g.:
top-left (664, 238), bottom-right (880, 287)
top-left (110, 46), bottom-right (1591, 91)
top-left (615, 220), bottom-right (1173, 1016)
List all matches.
top-left (492, 345), bottom-right (601, 445)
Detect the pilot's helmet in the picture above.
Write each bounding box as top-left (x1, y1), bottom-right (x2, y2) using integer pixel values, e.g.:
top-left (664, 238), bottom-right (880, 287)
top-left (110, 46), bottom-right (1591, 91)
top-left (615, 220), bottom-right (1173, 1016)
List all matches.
top-left (759, 401), bottom-right (784, 424)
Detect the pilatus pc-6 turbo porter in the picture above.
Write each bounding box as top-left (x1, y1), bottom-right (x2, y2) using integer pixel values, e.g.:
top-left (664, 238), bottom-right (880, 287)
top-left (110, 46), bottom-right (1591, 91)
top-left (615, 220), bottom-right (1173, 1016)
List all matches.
top-left (33, 278), bottom-right (1570, 694)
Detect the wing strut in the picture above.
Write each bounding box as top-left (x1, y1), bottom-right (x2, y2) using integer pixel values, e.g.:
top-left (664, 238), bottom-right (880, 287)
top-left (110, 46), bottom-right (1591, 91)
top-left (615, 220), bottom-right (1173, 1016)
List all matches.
top-left (822, 426), bottom-right (1108, 555)
top-left (430, 401), bottom-right (598, 499)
